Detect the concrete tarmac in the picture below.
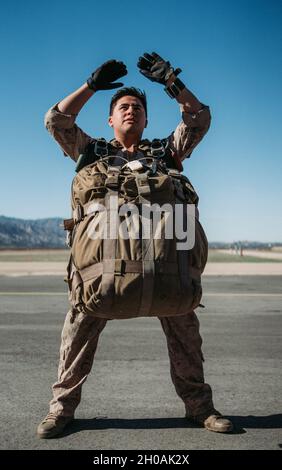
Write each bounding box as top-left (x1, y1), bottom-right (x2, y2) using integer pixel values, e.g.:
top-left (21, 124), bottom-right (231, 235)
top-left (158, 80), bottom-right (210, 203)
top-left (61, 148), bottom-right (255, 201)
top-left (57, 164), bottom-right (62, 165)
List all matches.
top-left (0, 275), bottom-right (281, 450)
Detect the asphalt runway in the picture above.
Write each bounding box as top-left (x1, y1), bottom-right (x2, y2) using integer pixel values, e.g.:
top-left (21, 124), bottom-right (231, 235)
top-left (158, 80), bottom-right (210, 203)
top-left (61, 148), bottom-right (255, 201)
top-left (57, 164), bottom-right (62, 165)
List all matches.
top-left (0, 275), bottom-right (281, 450)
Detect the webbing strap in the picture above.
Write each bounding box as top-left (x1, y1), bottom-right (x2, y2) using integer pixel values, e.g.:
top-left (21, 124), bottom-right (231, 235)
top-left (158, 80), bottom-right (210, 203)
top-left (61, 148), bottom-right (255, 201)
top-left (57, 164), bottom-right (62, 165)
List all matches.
top-left (138, 235), bottom-right (155, 316)
top-left (73, 205), bottom-right (84, 223)
top-left (72, 199), bottom-right (104, 225)
top-left (135, 173), bottom-right (155, 316)
top-left (175, 205), bottom-right (201, 314)
top-left (172, 178), bottom-right (186, 202)
top-left (135, 172), bottom-right (151, 204)
top-left (105, 166), bottom-right (120, 190)
top-left (99, 191), bottom-right (118, 310)
top-left (79, 260), bottom-right (180, 283)
top-left (133, 172), bottom-right (155, 315)
top-left (177, 202), bottom-right (191, 314)
top-left (79, 263), bottom-right (103, 282)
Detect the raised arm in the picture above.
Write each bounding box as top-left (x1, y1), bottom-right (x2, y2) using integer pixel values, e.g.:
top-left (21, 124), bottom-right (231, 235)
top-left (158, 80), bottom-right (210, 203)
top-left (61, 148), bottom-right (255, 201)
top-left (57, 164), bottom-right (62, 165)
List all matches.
top-left (44, 60), bottom-right (127, 161)
top-left (57, 83), bottom-right (94, 115)
top-left (137, 52), bottom-right (211, 163)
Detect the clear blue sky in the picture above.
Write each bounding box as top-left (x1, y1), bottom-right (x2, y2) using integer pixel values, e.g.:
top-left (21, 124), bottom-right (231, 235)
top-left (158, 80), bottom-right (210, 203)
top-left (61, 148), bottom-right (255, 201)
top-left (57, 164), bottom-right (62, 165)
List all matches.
top-left (0, 0), bottom-right (281, 242)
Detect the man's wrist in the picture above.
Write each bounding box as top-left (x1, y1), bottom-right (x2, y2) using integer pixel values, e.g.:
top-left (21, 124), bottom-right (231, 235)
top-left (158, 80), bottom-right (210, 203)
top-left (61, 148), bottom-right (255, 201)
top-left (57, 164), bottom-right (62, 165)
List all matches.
top-left (166, 73), bottom-right (176, 87)
top-left (87, 77), bottom-right (98, 91)
top-left (164, 78), bottom-right (186, 99)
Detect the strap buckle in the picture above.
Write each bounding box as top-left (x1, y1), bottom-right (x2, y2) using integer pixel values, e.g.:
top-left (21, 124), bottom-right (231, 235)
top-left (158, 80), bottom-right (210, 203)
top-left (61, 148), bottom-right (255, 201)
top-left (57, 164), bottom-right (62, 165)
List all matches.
top-left (105, 174), bottom-right (119, 189)
top-left (94, 138), bottom-right (108, 157)
top-left (151, 139), bottom-right (165, 158)
top-left (105, 167), bottom-right (120, 189)
top-left (114, 259), bottom-right (125, 276)
top-left (164, 78), bottom-right (185, 99)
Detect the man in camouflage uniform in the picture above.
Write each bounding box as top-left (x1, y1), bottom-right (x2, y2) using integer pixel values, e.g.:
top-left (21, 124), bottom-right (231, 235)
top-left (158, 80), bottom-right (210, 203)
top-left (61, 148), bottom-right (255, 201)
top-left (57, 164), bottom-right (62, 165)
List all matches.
top-left (37, 53), bottom-right (233, 438)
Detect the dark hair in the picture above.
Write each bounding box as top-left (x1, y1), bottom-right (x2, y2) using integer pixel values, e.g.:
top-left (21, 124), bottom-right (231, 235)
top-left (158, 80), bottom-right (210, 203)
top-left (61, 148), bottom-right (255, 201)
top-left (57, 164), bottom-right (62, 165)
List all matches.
top-left (109, 87), bottom-right (147, 117)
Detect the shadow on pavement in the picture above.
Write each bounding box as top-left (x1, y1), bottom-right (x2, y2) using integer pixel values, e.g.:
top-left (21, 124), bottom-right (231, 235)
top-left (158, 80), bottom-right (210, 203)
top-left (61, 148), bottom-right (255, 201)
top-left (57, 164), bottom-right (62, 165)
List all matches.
top-left (59, 414), bottom-right (281, 438)
top-left (230, 414), bottom-right (282, 429)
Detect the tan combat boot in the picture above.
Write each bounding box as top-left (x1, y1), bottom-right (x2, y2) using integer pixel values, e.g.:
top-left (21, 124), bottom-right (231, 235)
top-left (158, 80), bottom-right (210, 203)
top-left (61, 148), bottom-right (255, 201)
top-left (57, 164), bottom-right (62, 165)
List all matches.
top-left (187, 409), bottom-right (233, 433)
top-left (37, 412), bottom-right (74, 439)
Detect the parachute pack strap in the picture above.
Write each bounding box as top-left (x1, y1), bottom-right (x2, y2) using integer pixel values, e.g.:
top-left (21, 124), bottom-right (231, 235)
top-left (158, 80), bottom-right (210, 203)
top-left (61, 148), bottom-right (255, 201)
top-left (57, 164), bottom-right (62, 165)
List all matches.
top-left (135, 172), bottom-right (151, 204)
top-left (150, 139), bottom-right (166, 158)
top-left (170, 151), bottom-right (183, 172)
top-left (73, 204), bottom-right (84, 223)
top-left (134, 172), bottom-right (155, 315)
top-left (79, 260), bottom-right (142, 284)
top-left (75, 139), bottom-right (109, 173)
top-left (79, 263), bottom-right (104, 282)
top-left (138, 220), bottom-right (155, 317)
top-left (94, 138), bottom-right (108, 157)
top-left (79, 259), bottom-right (180, 281)
top-left (99, 191), bottom-right (117, 310)
top-left (72, 200), bottom-right (104, 226)
top-left (168, 169), bottom-right (181, 177)
top-left (105, 166), bottom-right (120, 190)
top-left (72, 199), bottom-right (104, 229)
top-left (135, 173), bottom-right (150, 195)
top-left (176, 202), bottom-right (191, 314)
top-left (172, 178), bottom-right (186, 202)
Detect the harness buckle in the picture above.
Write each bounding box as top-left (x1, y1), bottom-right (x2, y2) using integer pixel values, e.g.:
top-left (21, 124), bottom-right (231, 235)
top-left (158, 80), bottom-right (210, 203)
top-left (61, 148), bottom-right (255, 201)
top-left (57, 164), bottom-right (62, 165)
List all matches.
top-left (150, 139), bottom-right (165, 158)
top-left (94, 138), bottom-right (108, 157)
top-left (114, 259), bottom-right (125, 275)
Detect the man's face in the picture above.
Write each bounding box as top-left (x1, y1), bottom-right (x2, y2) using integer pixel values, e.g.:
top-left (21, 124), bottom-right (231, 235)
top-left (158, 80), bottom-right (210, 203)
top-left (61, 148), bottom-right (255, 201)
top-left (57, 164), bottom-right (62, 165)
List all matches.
top-left (108, 95), bottom-right (147, 137)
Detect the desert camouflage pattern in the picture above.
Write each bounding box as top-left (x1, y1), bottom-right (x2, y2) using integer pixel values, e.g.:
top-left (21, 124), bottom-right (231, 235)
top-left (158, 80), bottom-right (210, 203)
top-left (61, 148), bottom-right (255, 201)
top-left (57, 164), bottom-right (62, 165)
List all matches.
top-left (49, 310), bottom-right (214, 417)
top-left (45, 94), bottom-right (214, 419)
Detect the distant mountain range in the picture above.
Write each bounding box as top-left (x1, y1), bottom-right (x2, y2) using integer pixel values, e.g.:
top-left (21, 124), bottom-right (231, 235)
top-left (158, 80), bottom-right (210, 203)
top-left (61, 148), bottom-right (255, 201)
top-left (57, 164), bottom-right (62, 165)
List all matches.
top-left (0, 215), bottom-right (281, 249)
top-left (0, 216), bottom-right (66, 248)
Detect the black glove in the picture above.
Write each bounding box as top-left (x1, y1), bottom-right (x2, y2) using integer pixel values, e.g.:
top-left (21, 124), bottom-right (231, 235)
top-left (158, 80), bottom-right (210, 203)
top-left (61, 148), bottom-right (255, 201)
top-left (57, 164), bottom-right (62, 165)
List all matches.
top-left (137, 52), bottom-right (181, 85)
top-left (87, 60), bottom-right (127, 91)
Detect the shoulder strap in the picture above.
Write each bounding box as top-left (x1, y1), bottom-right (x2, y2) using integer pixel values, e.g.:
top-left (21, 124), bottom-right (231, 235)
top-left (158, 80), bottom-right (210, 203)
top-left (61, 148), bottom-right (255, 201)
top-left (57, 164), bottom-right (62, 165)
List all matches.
top-left (140, 138), bottom-right (183, 171)
top-left (76, 136), bottom-right (183, 173)
top-left (76, 138), bottom-right (116, 173)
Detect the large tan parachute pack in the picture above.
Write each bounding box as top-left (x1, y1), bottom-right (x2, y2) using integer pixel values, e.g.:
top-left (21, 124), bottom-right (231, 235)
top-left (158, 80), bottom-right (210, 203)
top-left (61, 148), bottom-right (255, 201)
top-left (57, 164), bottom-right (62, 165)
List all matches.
top-left (64, 140), bottom-right (208, 320)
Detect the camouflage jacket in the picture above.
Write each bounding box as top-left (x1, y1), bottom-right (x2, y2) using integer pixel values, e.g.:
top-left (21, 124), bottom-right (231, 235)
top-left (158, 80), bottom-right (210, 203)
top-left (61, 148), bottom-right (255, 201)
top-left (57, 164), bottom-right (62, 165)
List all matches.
top-left (44, 100), bottom-right (211, 165)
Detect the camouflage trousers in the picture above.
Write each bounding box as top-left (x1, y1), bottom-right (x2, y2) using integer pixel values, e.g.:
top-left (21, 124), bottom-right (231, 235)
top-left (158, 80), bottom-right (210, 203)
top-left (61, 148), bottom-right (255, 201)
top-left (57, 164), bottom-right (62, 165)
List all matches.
top-left (49, 311), bottom-right (214, 417)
